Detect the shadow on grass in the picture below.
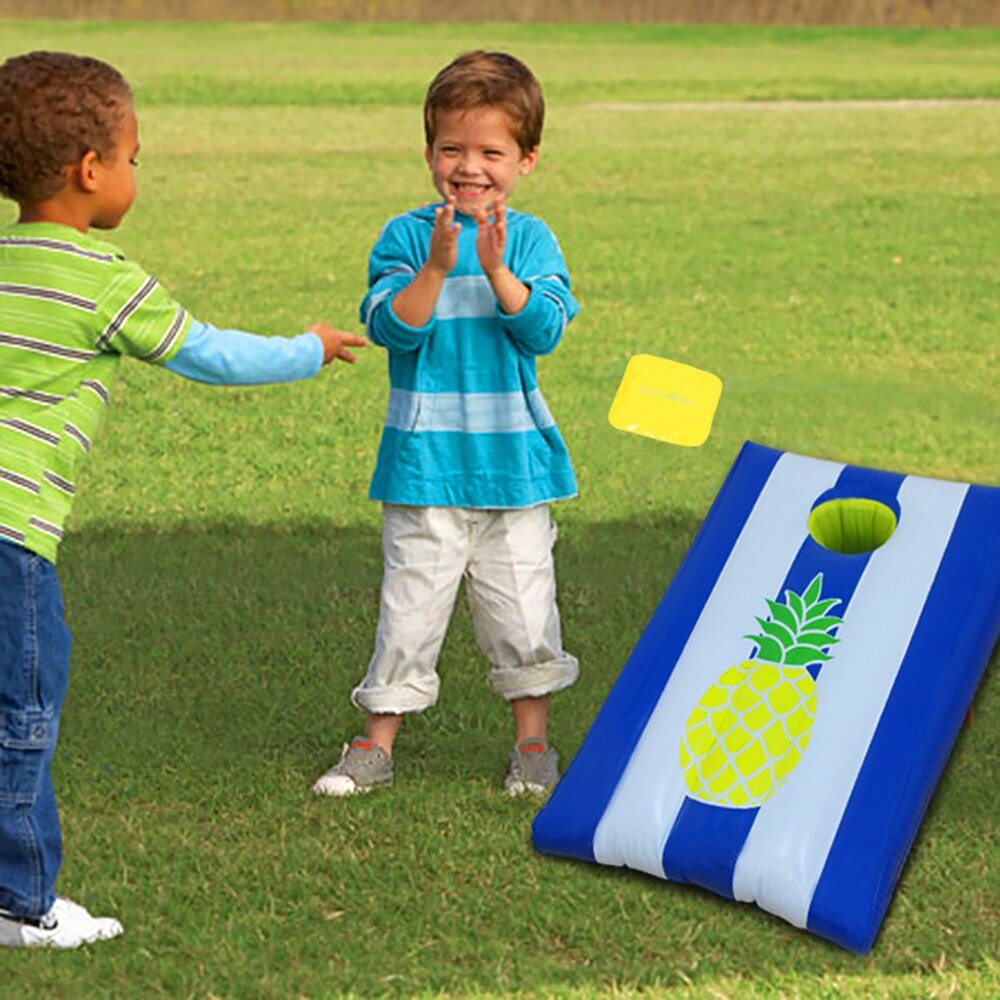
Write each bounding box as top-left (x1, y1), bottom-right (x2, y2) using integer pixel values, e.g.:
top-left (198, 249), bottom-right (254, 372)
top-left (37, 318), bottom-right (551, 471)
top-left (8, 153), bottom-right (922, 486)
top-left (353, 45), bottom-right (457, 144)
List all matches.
top-left (57, 506), bottom-right (995, 792)
top-left (54, 508), bottom-right (700, 775)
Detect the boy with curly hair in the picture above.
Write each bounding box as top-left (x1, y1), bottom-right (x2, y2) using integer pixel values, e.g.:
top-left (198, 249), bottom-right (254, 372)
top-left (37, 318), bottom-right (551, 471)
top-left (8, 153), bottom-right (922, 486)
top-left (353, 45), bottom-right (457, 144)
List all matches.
top-left (313, 51), bottom-right (580, 799)
top-left (0, 51), bottom-right (365, 948)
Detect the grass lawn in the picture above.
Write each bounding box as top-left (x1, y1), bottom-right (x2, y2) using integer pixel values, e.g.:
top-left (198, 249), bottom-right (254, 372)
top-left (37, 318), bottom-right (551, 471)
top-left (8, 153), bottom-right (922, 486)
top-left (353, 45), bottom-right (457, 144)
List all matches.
top-left (1, 19), bottom-right (998, 999)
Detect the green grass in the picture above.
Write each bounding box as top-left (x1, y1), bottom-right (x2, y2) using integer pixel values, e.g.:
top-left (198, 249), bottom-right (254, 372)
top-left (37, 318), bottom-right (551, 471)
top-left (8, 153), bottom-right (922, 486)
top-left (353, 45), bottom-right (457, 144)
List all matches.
top-left (2, 20), bottom-right (999, 1000)
top-left (6, 20), bottom-right (1000, 104)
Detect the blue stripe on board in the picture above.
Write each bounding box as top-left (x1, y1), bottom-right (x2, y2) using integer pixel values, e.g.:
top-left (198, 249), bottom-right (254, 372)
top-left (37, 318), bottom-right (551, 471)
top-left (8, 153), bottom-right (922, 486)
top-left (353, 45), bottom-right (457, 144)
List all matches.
top-left (660, 799), bottom-right (759, 898)
top-left (792, 464), bottom-right (906, 680)
top-left (532, 441), bottom-right (783, 862)
top-left (810, 463), bottom-right (906, 522)
top-left (808, 483), bottom-right (1000, 953)
top-left (658, 463), bottom-right (906, 897)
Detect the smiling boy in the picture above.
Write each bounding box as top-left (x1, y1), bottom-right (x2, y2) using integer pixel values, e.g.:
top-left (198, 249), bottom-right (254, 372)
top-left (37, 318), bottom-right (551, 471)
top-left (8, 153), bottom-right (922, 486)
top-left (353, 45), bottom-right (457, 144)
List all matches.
top-left (313, 51), bottom-right (581, 798)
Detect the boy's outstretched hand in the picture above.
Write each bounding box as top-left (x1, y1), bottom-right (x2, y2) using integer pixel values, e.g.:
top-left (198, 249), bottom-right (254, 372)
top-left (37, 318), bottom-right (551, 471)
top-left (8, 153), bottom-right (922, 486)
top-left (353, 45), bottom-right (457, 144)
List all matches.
top-left (310, 323), bottom-right (367, 365)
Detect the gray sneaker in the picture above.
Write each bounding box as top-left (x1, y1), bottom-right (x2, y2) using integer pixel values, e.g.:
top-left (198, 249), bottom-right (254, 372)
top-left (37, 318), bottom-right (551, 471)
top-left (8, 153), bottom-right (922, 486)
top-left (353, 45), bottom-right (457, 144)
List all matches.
top-left (504, 737), bottom-right (559, 797)
top-left (312, 737), bottom-right (394, 797)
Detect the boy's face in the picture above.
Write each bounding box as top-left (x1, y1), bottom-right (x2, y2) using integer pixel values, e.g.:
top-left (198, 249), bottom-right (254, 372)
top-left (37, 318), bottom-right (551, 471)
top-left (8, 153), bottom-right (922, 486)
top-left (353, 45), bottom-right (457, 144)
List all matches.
top-left (425, 106), bottom-right (537, 217)
top-left (90, 104), bottom-right (139, 230)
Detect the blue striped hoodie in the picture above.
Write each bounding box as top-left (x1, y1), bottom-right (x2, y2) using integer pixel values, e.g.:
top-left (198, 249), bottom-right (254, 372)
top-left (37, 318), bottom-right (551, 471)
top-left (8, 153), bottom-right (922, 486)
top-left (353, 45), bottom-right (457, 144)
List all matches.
top-left (360, 204), bottom-right (579, 508)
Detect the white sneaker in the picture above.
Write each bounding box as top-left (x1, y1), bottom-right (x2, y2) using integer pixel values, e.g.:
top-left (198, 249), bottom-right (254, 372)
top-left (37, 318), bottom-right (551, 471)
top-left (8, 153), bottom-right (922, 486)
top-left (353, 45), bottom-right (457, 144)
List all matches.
top-left (0, 896), bottom-right (123, 949)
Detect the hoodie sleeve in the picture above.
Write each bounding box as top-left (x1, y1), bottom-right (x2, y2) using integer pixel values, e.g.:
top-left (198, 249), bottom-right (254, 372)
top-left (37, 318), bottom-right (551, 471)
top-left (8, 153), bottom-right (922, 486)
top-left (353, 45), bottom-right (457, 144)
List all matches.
top-left (359, 216), bottom-right (435, 353)
top-left (497, 219), bottom-right (580, 357)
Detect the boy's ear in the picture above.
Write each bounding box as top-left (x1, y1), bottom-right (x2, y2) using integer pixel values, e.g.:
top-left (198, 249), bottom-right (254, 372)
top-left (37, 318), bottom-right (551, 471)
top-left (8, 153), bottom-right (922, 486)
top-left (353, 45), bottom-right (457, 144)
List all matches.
top-left (424, 145), bottom-right (434, 168)
top-left (77, 150), bottom-right (103, 194)
top-left (519, 146), bottom-right (539, 176)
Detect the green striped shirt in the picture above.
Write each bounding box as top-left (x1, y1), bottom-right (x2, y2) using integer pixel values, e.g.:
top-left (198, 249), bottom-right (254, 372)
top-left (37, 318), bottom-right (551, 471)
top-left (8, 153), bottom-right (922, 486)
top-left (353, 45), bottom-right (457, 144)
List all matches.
top-left (0, 222), bottom-right (191, 563)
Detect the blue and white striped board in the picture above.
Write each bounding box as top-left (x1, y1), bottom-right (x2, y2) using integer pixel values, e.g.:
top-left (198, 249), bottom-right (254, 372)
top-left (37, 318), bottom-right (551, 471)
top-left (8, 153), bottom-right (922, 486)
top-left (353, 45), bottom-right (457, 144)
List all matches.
top-left (533, 441), bottom-right (1000, 952)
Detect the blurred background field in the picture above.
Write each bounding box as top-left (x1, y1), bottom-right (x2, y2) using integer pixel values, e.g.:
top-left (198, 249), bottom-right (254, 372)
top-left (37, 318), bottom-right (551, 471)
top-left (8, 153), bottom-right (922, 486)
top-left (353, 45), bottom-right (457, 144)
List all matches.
top-left (3, 0), bottom-right (1000, 26)
top-left (1, 18), bottom-right (998, 1000)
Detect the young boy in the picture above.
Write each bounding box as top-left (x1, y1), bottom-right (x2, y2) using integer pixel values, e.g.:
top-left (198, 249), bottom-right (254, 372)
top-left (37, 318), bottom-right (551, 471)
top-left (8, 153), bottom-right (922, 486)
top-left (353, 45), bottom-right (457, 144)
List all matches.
top-left (0, 51), bottom-right (366, 948)
top-left (312, 51), bottom-right (579, 799)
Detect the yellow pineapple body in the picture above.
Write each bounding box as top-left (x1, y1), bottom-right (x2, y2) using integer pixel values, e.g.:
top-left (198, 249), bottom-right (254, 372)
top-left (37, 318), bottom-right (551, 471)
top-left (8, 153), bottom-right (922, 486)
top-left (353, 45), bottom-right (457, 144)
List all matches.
top-left (679, 659), bottom-right (816, 807)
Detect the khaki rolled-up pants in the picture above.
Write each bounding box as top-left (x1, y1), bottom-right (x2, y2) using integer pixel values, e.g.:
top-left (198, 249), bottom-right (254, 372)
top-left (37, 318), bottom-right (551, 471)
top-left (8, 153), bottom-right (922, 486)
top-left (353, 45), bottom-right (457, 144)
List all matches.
top-left (351, 503), bottom-right (579, 714)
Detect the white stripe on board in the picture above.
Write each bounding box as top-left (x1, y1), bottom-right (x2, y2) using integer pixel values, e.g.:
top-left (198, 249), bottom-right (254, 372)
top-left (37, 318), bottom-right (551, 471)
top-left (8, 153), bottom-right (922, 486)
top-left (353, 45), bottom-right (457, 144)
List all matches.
top-left (731, 475), bottom-right (968, 928)
top-left (592, 452), bottom-right (845, 877)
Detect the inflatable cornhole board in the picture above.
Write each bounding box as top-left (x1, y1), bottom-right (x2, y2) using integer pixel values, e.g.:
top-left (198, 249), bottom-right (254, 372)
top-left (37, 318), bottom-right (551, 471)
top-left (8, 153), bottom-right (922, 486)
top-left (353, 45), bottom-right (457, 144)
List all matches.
top-left (533, 441), bottom-right (1000, 952)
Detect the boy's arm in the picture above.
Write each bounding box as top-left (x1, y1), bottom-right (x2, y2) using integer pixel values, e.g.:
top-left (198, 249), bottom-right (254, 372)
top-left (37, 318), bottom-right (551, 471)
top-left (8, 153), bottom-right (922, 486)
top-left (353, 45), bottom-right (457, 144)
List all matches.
top-left (498, 272), bottom-right (577, 357)
top-left (491, 215), bottom-right (580, 357)
top-left (386, 265), bottom-right (446, 330)
top-left (484, 266), bottom-right (530, 318)
top-left (164, 320), bottom-right (364, 385)
top-left (475, 198), bottom-right (530, 317)
top-left (361, 203), bottom-right (458, 351)
top-left (94, 260), bottom-right (364, 378)
top-left (388, 199), bottom-right (460, 327)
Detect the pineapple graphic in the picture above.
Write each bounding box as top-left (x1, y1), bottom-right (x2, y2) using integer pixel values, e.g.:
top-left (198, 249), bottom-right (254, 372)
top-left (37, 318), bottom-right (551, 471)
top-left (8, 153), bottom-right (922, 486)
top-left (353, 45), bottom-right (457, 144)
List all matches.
top-left (679, 573), bottom-right (844, 808)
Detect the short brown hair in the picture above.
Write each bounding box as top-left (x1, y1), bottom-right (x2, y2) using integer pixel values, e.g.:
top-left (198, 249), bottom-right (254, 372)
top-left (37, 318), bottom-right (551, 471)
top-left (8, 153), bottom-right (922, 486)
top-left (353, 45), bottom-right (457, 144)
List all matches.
top-left (424, 51), bottom-right (544, 155)
top-left (0, 51), bottom-right (132, 203)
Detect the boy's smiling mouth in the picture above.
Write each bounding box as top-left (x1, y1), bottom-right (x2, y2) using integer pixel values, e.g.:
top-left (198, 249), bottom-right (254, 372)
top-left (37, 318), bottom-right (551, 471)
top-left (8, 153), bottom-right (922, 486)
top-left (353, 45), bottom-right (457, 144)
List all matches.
top-left (453, 182), bottom-right (490, 197)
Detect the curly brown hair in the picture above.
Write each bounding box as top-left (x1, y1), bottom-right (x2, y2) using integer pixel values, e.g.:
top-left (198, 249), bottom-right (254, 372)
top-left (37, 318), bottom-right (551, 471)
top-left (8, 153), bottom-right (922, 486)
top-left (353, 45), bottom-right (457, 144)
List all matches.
top-left (0, 51), bottom-right (132, 203)
top-left (424, 51), bottom-right (544, 155)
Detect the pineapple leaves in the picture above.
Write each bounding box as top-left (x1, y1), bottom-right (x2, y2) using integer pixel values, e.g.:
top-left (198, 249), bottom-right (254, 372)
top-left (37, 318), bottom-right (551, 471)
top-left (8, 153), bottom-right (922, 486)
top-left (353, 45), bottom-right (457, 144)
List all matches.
top-left (802, 574), bottom-right (823, 606)
top-left (785, 590), bottom-right (805, 622)
top-left (806, 616), bottom-right (844, 634)
top-left (743, 633), bottom-right (784, 663)
top-left (749, 573), bottom-right (845, 667)
top-left (755, 616), bottom-right (795, 648)
top-left (797, 631), bottom-right (840, 649)
top-left (785, 646), bottom-right (833, 667)
top-left (765, 599), bottom-right (799, 633)
top-left (806, 598), bottom-right (842, 621)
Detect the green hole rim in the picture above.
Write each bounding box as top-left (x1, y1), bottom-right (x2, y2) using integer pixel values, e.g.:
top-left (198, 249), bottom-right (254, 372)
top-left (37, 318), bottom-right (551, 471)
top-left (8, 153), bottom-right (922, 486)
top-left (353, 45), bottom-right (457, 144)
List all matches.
top-left (807, 497), bottom-right (898, 555)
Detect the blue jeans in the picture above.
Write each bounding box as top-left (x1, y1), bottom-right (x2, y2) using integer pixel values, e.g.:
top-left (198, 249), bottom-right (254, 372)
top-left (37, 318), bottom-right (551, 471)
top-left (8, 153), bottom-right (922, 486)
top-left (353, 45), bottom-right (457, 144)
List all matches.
top-left (0, 540), bottom-right (70, 919)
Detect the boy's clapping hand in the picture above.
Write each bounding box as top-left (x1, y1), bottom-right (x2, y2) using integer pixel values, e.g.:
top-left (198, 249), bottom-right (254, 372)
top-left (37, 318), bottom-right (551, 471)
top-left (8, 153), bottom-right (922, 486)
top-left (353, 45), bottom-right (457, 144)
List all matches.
top-left (428, 196), bottom-right (460, 275)
top-left (310, 323), bottom-right (367, 364)
top-left (474, 195), bottom-right (507, 275)
top-left (474, 196), bottom-right (529, 316)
